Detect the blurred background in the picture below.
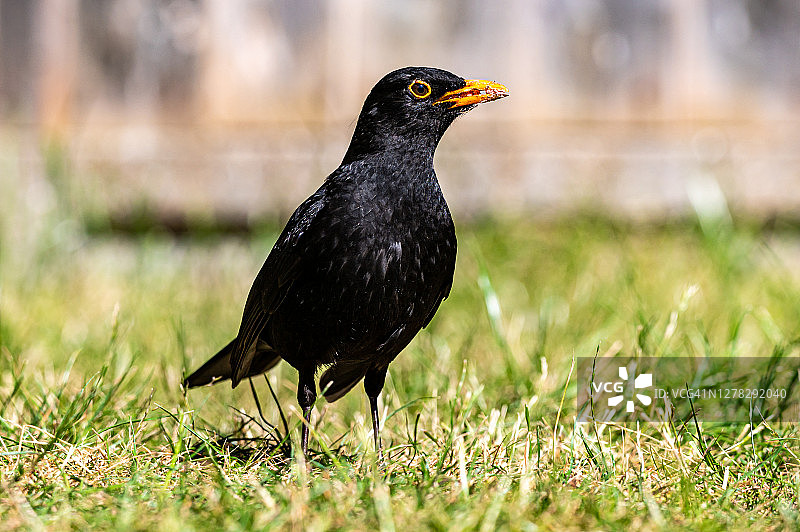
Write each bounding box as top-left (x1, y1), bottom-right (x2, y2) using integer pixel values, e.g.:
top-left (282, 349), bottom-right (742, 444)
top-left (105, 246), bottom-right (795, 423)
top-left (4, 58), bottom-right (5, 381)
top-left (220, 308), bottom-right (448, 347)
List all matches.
top-left (3, 0), bottom-right (800, 233)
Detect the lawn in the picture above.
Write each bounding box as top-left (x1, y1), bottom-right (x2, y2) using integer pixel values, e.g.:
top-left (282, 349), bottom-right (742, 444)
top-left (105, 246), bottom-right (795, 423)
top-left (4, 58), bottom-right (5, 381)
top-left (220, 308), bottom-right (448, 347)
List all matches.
top-left (2, 181), bottom-right (800, 529)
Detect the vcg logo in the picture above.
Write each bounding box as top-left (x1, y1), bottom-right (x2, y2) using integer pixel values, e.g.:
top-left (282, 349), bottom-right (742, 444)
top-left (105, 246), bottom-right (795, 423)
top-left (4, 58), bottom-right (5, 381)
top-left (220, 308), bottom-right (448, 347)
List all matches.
top-left (592, 366), bottom-right (653, 413)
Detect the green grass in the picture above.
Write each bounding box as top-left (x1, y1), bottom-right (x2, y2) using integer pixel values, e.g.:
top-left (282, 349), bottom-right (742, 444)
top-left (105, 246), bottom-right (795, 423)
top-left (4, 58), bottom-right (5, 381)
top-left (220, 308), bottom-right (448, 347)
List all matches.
top-left (2, 197), bottom-right (800, 529)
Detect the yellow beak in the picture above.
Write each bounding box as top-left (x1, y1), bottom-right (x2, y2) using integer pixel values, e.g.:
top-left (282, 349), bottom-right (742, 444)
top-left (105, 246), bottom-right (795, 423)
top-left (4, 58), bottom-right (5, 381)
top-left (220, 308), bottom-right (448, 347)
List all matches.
top-left (434, 79), bottom-right (509, 109)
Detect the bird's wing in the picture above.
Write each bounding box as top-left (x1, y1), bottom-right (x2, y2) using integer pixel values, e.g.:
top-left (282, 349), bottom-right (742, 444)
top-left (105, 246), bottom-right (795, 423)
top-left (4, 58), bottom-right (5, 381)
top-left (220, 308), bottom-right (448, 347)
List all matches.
top-left (229, 190), bottom-right (327, 387)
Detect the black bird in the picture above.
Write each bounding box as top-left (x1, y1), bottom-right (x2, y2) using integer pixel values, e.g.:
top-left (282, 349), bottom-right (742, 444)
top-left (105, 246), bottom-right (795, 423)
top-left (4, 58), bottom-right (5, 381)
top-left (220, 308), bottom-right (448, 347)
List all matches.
top-left (185, 67), bottom-right (508, 457)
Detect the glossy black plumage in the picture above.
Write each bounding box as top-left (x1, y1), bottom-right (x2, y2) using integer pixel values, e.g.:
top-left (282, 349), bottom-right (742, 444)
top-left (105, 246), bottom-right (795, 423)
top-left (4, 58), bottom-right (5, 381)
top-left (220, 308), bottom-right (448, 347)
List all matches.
top-left (185, 66), bottom-right (508, 457)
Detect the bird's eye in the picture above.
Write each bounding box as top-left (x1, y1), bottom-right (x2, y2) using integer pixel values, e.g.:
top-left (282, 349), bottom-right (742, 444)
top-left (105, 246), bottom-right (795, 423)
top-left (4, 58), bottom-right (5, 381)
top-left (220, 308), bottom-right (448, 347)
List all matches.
top-left (408, 80), bottom-right (432, 99)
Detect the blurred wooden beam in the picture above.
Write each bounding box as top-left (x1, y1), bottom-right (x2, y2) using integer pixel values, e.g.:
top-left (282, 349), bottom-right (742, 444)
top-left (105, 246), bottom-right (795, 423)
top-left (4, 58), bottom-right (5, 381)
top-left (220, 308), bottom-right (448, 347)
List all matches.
top-left (324, 0), bottom-right (367, 122)
top-left (35, 0), bottom-right (78, 141)
top-left (665, 0), bottom-right (727, 119)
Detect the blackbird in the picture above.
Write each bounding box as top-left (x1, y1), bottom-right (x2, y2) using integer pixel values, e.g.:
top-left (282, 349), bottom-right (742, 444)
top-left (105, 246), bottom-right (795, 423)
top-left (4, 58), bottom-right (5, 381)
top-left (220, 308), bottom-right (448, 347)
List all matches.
top-left (185, 66), bottom-right (508, 457)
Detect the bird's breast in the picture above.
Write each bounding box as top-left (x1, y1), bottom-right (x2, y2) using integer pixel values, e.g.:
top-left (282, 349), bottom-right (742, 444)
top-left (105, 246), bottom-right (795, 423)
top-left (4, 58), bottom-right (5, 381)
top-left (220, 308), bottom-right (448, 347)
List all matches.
top-left (306, 200), bottom-right (451, 319)
top-left (269, 173), bottom-right (456, 363)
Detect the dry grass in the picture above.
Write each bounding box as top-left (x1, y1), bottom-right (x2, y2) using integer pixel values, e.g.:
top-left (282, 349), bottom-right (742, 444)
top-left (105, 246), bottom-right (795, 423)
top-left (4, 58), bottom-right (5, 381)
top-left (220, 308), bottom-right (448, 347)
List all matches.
top-left (2, 145), bottom-right (800, 528)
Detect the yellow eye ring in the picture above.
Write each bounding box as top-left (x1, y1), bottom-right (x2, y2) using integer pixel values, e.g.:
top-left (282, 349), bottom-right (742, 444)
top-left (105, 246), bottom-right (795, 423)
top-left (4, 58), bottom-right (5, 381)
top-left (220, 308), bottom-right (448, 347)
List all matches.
top-left (408, 80), bottom-right (432, 99)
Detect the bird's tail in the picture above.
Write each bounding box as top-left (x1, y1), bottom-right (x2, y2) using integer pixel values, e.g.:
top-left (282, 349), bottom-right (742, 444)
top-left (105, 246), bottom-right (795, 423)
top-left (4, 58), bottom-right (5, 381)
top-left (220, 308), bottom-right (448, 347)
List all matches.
top-left (319, 361), bottom-right (369, 402)
top-left (184, 339), bottom-right (281, 388)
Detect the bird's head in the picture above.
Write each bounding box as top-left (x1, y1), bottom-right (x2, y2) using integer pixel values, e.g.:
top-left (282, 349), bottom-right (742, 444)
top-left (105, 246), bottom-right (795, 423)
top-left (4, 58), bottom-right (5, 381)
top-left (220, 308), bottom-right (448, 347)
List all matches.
top-left (343, 67), bottom-right (508, 164)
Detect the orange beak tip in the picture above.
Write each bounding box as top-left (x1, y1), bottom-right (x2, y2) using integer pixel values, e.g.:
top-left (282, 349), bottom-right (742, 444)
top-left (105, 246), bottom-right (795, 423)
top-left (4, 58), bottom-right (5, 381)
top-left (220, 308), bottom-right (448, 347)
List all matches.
top-left (434, 79), bottom-right (509, 109)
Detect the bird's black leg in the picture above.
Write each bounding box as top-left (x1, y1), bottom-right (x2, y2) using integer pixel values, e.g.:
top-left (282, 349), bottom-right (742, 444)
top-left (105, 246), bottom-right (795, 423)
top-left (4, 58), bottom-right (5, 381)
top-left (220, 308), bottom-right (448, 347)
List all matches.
top-left (296, 369), bottom-right (316, 457)
top-left (364, 367), bottom-right (388, 463)
top-left (368, 395), bottom-right (382, 462)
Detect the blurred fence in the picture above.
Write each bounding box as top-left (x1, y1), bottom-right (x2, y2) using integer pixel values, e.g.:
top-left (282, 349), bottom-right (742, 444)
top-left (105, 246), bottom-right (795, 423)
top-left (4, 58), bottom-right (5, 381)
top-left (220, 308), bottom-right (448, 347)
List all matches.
top-left (2, 0), bottom-right (800, 221)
